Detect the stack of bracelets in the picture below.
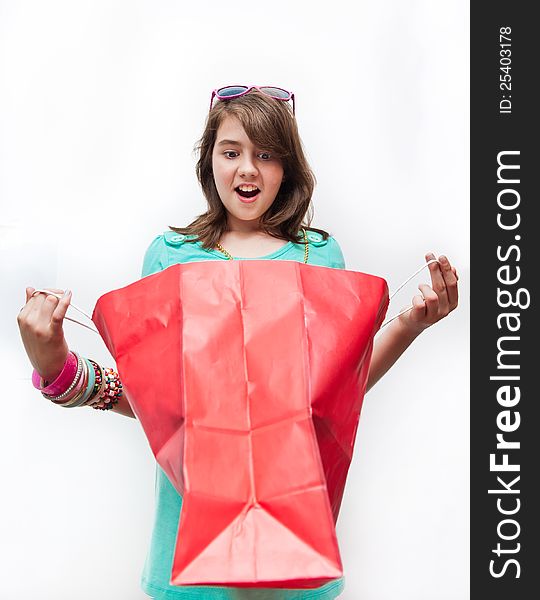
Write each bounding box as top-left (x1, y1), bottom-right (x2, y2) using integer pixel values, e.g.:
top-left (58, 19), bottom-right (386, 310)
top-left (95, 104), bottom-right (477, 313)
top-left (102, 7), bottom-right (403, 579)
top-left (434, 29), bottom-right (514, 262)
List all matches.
top-left (31, 351), bottom-right (122, 410)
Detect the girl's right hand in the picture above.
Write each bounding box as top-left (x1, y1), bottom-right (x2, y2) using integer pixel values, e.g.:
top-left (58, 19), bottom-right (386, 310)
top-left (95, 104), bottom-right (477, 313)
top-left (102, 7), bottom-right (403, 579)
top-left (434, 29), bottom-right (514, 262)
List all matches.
top-left (17, 287), bottom-right (73, 383)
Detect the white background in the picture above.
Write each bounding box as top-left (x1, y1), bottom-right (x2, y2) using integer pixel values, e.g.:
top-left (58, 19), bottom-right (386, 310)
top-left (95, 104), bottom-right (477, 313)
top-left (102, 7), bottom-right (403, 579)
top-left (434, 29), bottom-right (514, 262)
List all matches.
top-left (0, 1), bottom-right (469, 598)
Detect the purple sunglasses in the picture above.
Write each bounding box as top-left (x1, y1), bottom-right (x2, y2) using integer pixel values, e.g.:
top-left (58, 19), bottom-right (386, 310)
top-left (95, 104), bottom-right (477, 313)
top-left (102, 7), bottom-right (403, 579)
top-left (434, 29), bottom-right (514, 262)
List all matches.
top-left (209, 85), bottom-right (295, 115)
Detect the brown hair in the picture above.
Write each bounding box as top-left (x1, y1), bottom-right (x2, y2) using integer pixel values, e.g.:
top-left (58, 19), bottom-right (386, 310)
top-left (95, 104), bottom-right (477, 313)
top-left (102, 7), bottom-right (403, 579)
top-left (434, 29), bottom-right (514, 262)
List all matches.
top-left (169, 89), bottom-right (331, 250)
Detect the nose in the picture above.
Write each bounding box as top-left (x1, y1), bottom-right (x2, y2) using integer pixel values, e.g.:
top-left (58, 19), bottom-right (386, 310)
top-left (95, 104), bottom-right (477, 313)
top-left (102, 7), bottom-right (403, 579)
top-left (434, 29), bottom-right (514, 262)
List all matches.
top-left (238, 155), bottom-right (258, 178)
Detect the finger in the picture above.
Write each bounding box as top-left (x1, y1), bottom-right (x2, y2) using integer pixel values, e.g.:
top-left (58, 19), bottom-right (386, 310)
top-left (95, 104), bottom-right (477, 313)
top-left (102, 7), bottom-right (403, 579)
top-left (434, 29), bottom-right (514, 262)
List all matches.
top-left (27, 292), bottom-right (47, 316)
top-left (412, 294), bottom-right (425, 308)
top-left (50, 290), bottom-right (72, 332)
top-left (425, 252), bottom-right (449, 313)
top-left (418, 283), bottom-right (439, 321)
top-left (438, 255), bottom-right (459, 309)
top-left (19, 287), bottom-right (36, 318)
top-left (408, 294), bottom-right (426, 320)
top-left (451, 266), bottom-right (459, 281)
top-left (31, 288), bottom-right (65, 298)
top-left (41, 293), bottom-right (62, 325)
top-left (28, 288), bottom-right (64, 317)
top-left (21, 296), bottom-right (48, 329)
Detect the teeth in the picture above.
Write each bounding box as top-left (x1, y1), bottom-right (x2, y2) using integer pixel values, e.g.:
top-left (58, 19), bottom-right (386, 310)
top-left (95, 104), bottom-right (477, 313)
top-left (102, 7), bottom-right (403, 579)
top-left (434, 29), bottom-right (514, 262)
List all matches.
top-left (238, 185), bottom-right (258, 192)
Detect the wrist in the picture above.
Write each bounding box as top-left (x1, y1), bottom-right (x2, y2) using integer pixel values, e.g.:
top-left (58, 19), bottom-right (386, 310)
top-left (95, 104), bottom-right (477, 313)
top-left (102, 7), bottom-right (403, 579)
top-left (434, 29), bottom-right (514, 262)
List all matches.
top-left (41, 366), bottom-right (63, 385)
top-left (393, 314), bottom-right (426, 341)
top-left (32, 351), bottom-right (77, 395)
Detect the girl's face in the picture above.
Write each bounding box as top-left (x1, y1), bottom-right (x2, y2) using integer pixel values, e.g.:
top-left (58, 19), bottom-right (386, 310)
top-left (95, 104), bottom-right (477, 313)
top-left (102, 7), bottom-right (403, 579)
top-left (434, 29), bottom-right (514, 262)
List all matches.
top-left (211, 115), bottom-right (284, 229)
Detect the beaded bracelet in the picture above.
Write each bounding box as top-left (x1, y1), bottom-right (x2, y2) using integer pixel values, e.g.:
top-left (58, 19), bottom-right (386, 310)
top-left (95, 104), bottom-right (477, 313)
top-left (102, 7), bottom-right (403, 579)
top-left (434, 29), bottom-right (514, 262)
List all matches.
top-left (75, 361), bottom-right (122, 411)
top-left (91, 367), bottom-right (122, 411)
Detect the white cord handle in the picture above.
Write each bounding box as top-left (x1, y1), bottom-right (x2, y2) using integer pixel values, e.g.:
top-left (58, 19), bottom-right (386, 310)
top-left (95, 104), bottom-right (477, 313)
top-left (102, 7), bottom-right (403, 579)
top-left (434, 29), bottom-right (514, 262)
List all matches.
top-left (380, 259), bottom-right (439, 329)
top-left (31, 288), bottom-right (99, 334)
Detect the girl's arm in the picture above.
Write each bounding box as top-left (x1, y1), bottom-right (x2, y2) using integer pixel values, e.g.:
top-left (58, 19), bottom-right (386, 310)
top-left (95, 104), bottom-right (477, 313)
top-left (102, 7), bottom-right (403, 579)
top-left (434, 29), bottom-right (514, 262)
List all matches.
top-left (109, 394), bottom-right (136, 418)
top-left (366, 253), bottom-right (459, 392)
top-left (18, 286), bottom-right (136, 418)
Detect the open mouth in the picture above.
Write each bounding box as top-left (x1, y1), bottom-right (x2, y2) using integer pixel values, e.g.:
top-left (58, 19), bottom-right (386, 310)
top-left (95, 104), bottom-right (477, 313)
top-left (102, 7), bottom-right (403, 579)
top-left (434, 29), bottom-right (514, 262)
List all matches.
top-left (235, 186), bottom-right (260, 199)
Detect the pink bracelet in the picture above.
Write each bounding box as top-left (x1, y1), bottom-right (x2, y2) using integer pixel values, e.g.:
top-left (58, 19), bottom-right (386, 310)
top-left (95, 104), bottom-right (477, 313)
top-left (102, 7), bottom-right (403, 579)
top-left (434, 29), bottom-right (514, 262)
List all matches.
top-left (32, 351), bottom-right (78, 396)
top-left (49, 357), bottom-right (88, 406)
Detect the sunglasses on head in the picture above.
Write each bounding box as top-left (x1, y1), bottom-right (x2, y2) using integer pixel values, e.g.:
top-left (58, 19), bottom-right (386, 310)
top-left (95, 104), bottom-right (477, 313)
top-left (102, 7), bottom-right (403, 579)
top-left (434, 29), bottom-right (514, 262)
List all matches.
top-left (209, 85), bottom-right (295, 115)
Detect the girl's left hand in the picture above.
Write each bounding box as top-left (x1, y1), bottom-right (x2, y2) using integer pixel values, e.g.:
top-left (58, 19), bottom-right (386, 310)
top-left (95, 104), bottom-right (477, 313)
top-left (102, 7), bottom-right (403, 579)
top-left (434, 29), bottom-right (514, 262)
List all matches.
top-left (398, 252), bottom-right (459, 335)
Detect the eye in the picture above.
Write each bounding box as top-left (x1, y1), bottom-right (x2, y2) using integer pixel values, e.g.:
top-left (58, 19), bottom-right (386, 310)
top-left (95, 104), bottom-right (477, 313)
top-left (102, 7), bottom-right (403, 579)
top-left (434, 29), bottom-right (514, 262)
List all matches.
top-left (223, 151), bottom-right (239, 159)
top-left (258, 152), bottom-right (272, 160)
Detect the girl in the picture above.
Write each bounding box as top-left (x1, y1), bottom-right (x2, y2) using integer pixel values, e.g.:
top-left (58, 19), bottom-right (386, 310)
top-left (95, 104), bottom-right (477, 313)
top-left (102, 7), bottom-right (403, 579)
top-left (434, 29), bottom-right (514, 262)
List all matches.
top-left (17, 86), bottom-right (459, 599)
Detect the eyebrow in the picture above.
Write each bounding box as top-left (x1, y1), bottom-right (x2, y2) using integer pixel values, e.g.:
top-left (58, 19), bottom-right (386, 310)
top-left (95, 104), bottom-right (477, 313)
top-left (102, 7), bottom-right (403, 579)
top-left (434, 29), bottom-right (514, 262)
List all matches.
top-left (216, 139), bottom-right (242, 147)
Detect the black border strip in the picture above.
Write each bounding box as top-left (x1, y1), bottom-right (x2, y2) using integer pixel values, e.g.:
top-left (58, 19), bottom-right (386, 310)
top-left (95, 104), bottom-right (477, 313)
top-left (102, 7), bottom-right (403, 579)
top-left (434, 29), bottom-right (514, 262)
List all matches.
top-left (471, 3), bottom-right (538, 598)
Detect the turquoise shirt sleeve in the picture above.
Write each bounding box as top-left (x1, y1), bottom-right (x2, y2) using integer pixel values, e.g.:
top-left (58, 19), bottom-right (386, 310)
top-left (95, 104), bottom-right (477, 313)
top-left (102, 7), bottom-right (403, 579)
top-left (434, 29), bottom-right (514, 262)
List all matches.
top-left (327, 236), bottom-right (346, 269)
top-left (141, 235), bottom-right (167, 278)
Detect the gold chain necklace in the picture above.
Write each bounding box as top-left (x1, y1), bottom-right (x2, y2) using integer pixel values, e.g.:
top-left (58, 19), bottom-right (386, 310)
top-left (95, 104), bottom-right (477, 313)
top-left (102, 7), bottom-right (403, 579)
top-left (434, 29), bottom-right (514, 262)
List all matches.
top-left (215, 228), bottom-right (309, 263)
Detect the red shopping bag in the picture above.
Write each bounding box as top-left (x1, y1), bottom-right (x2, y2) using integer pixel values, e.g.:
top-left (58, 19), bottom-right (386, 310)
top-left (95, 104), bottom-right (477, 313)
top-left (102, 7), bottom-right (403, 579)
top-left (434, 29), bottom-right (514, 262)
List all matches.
top-left (92, 260), bottom-right (388, 588)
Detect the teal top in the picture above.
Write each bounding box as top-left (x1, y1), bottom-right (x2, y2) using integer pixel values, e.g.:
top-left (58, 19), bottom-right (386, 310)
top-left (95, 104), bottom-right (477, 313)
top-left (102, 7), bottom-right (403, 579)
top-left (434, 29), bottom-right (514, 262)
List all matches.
top-left (139, 230), bottom-right (346, 600)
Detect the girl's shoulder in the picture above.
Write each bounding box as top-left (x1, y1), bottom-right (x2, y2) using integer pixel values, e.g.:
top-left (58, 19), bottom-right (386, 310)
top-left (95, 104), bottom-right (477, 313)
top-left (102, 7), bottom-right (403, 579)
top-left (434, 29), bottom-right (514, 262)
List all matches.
top-left (145, 230), bottom-right (202, 253)
top-left (141, 231), bottom-right (203, 277)
top-left (301, 228), bottom-right (346, 268)
top-left (162, 231), bottom-right (200, 246)
top-left (303, 229), bottom-right (329, 246)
